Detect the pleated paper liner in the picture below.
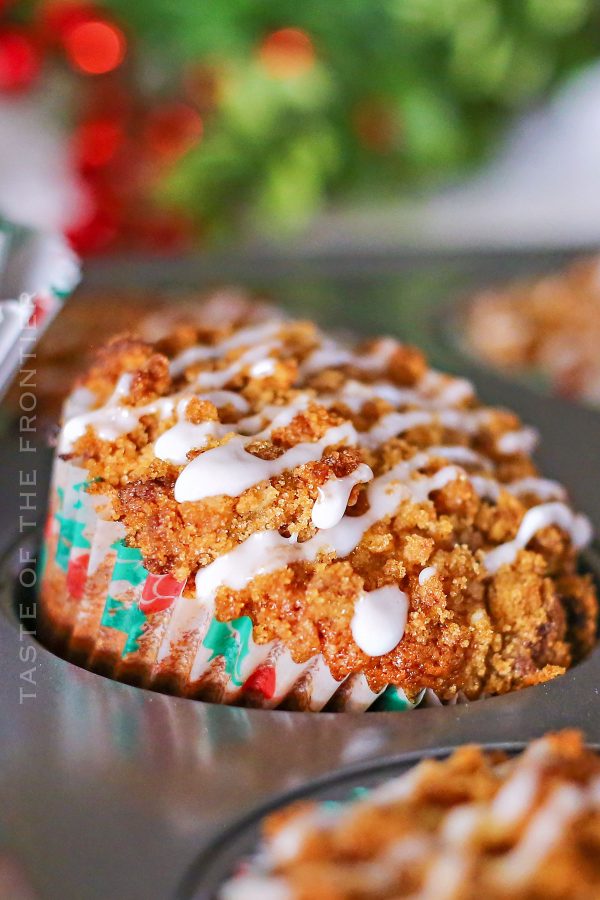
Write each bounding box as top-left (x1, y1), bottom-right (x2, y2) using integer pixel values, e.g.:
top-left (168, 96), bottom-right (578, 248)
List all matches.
top-left (40, 457), bottom-right (450, 713)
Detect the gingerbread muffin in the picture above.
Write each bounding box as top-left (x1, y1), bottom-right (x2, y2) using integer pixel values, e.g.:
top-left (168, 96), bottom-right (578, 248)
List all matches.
top-left (465, 256), bottom-right (600, 406)
top-left (39, 295), bottom-right (597, 711)
top-left (220, 731), bottom-right (600, 899)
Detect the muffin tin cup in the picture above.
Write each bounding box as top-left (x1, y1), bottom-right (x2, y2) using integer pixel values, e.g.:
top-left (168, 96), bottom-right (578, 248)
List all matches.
top-left (180, 743), bottom-right (522, 898)
top-left (182, 736), bottom-right (600, 899)
top-left (6, 250), bottom-right (600, 899)
top-left (40, 456), bottom-right (428, 712)
top-left (6, 523), bottom-right (600, 900)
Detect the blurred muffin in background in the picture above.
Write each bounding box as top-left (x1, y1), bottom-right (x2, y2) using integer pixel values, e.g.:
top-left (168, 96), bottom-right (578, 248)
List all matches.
top-left (5, 286), bottom-right (261, 422)
top-left (465, 256), bottom-right (600, 407)
top-left (221, 731), bottom-right (600, 899)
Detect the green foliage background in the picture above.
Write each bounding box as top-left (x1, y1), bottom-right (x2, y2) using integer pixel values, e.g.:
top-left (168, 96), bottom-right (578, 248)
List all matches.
top-left (103, 0), bottom-right (600, 239)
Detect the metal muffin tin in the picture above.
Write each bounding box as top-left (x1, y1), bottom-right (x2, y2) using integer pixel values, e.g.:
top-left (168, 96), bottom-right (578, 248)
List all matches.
top-left (2, 249), bottom-right (599, 900)
top-left (184, 734), bottom-right (600, 899)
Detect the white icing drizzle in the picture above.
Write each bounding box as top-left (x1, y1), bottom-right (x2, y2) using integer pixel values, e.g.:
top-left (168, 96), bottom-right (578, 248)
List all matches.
top-left (194, 456), bottom-right (465, 609)
top-left (153, 391), bottom-right (254, 464)
top-left (484, 501), bottom-right (592, 573)
top-left (415, 849), bottom-right (470, 900)
top-left (59, 390), bottom-right (177, 454)
top-left (311, 463), bottom-right (373, 529)
top-left (471, 475), bottom-right (566, 503)
top-left (249, 357), bottom-right (278, 378)
top-left (496, 426), bottom-right (538, 456)
top-left (493, 784), bottom-right (587, 886)
top-left (229, 399), bottom-right (315, 437)
top-left (331, 374), bottom-right (474, 415)
top-left (418, 566), bottom-right (437, 586)
top-left (362, 407), bottom-right (531, 457)
top-left (201, 390), bottom-right (251, 412)
top-left (189, 342), bottom-right (281, 390)
top-left (424, 444), bottom-right (492, 469)
top-left (62, 385), bottom-right (95, 420)
top-left (368, 765), bottom-right (426, 807)
top-left (333, 379), bottom-right (419, 412)
top-left (507, 476), bottom-right (566, 500)
top-left (419, 370), bottom-right (475, 405)
top-left (61, 311), bottom-right (593, 661)
top-left (441, 803), bottom-right (484, 845)
top-left (350, 586), bottom-right (409, 656)
top-left (490, 764), bottom-right (541, 826)
top-left (300, 335), bottom-right (400, 377)
top-left (264, 805), bottom-right (340, 869)
top-left (362, 410), bottom-right (436, 448)
top-left (175, 418), bottom-right (357, 503)
top-left (61, 384), bottom-right (251, 457)
top-left (111, 372), bottom-right (134, 399)
top-left (169, 320), bottom-right (284, 376)
top-left (155, 418), bottom-right (226, 465)
top-left (300, 338), bottom-right (353, 375)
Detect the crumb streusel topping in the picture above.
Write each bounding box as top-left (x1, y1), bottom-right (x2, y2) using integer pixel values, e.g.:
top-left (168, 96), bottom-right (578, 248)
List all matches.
top-left (465, 256), bottom-right (600, 406)
top-left (57, 298), bottom-right (597, 701)
top-left (221, 731), bottom-right (600, 900)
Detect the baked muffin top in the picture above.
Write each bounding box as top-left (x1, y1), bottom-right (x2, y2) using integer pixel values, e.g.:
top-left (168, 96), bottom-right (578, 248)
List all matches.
top-left (220, 731), bottom-right (600, 900)
top-left (58, 295), bottom-right (597, 701)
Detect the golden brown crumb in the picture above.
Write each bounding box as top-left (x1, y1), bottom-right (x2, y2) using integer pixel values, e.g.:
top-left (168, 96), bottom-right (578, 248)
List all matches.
top-left (52, 297), bottom-right (597, 704)
top-left (466, 255), bottom-right (600, 406)
top-left (225, 731), bottom-right (600, 899)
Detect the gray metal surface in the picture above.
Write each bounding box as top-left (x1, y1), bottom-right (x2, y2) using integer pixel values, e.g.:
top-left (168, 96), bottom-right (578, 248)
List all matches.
top-left (1, 252), bottom-right (599, 900)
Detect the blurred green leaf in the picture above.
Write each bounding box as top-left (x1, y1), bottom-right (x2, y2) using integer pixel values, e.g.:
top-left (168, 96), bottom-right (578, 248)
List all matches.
top-left (99, 0), bottom-right (600, 240)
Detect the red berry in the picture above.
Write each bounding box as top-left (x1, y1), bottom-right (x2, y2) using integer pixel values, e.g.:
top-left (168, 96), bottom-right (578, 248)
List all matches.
top-left (64, 18), bottom-right (126, 76)
top-left (145, 102), bottom-right (203, 162)
top-left (0, 30), bottom-right (41, 92)
top-left (75, 118), bottom-right (124, 168)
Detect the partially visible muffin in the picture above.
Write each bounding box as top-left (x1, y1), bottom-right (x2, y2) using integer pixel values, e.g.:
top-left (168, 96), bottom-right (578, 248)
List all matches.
top-left (40, 294), bottom-right (597, 710)
top-left (5, 285), bottom-right (258, 421)
top-left (221, 731), bottom-right (600, 899)
top-left (466, 256), bottom-right (600, 406)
